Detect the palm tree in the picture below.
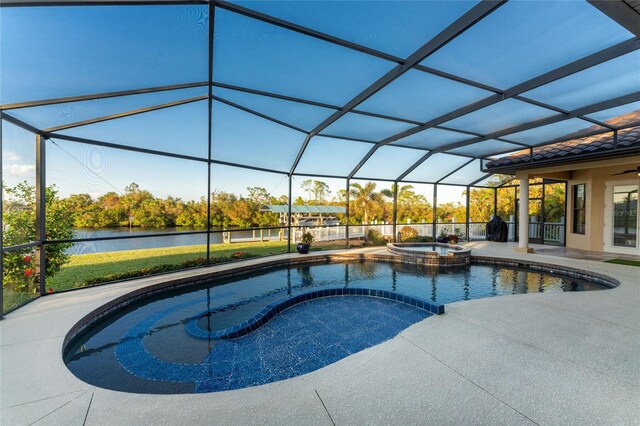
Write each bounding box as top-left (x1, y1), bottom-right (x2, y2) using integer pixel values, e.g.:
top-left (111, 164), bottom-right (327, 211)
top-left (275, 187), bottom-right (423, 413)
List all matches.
top-left (349, 182), bottom-right (383, 225)
top-left (380, 183), bottom-right (415, 200)
top-left (381, 184), bottom-right (416, 222)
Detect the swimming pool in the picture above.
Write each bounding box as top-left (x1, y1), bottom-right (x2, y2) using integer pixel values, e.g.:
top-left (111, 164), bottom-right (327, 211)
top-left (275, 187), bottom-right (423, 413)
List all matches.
top-left (64, 259), bottom-right (609, 394)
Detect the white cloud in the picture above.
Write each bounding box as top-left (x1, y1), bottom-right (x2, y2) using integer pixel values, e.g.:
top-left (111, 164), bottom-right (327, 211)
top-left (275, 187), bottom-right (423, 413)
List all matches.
top-left (5, 164), bottom-right (36, 177)
top-left (3, 151), bottom-right (21, 161)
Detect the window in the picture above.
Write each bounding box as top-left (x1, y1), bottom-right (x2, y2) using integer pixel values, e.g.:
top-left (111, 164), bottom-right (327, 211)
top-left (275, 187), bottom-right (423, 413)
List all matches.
top-left (572, 184), bottom-right (586, 234)
top-left (612, 185), bottom-right (638, 248)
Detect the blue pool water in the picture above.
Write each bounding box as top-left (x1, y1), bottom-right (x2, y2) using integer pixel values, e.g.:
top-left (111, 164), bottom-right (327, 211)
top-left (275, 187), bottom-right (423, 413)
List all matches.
top-left (116, 296), bottom-right (429, 393)
top-left (64, 261), bottom-right (606, 394)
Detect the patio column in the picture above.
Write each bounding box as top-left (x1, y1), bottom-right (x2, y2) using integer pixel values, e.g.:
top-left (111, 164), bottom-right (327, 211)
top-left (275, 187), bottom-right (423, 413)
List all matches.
top-left (516, 177), bottom-right (534, 253)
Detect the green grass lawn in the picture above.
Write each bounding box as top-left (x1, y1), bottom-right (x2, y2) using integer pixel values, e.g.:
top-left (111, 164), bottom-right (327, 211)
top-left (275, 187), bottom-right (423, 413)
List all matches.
top-left (47, 240), bottom-right (346, 292)
top-left (3, 289), bottom-right (38, 314)
top-left (604, 258), bottom-right (640, 267)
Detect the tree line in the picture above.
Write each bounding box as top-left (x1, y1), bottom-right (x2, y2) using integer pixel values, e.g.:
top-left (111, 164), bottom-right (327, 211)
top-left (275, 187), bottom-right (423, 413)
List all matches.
top-left (4, 179), bottom-right (566, 231)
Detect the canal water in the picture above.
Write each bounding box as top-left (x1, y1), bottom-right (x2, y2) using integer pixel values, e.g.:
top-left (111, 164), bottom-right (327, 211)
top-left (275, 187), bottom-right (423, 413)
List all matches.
top-left (67, 228), bottom-right (285, 255)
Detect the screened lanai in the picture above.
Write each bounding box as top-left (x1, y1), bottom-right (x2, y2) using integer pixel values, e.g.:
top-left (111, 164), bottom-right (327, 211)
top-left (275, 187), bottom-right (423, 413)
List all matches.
top-left (1, 0), bottom-right (639, 315)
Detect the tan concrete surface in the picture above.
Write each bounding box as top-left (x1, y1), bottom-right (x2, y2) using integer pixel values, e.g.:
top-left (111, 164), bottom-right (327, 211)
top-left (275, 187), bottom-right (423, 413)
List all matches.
top-left (1, 242), bottom-right (639, 425)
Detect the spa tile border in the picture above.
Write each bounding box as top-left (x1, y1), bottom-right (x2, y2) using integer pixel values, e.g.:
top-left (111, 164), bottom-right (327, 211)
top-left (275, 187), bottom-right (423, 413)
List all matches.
top-left (386, 243), bottom-right (471, 266)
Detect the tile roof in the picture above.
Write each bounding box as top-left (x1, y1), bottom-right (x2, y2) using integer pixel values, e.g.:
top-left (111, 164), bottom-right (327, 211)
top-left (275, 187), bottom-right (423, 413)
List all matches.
top-left (486, 111), bottom-right (640, 170)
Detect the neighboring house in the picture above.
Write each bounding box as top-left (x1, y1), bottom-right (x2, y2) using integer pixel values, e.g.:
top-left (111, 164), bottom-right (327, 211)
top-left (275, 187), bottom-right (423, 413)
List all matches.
top-left (485, 116), bottom-right (640, 255)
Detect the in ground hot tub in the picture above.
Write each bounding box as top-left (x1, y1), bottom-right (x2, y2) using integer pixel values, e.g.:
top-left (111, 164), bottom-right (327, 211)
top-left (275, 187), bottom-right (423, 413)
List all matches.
top-left (387, 242), bottom-right (471, 266)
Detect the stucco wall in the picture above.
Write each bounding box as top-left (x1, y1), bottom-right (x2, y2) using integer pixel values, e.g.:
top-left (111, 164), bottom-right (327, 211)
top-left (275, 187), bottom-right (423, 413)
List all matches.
top-left (516, 156), bottom-right (640, 253)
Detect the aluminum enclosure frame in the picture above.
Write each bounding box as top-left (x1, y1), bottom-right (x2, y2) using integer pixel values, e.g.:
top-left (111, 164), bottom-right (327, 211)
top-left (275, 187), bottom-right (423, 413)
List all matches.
top-left (1, 0), bottom-right (638, 316)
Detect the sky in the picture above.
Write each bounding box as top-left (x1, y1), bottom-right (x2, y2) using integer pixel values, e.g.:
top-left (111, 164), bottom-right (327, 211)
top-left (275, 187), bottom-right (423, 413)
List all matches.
top-left (1, 1), bottom-right (637, 205)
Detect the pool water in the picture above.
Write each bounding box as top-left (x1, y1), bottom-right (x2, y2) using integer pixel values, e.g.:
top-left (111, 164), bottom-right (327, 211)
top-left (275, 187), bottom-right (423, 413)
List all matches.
top-left (116, 296), bottom-right (429, 393)
top-left (401, 245), bottom-right (452, 254)
top-left (65, 261), bottom-right (606, 394)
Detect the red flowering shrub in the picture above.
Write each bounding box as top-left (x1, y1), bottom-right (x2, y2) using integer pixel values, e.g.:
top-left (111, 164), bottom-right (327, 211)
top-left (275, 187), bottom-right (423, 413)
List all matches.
top-left (3, 182), bottom-right (74, 294)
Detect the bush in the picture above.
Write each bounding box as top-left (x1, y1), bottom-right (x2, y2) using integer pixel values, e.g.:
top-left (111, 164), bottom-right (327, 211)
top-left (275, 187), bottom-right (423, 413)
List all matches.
top-left (403, 236), bottom-right (434, 243)
top-left (365, 229), bottom-right (386, 246)
top-left (2, 182), bottom-right (74, 294)
top-left (301, 231), bottom-right (314, 245)
top-left (400, 226), bottom-right (418, 241)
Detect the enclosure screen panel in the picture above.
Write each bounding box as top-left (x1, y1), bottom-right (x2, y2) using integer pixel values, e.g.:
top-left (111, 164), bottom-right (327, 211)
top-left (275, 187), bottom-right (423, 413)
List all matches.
top-left (233, 1), bottom-right (477, 58)
top-left (1, 5), bottom-right (208, 104)
top-left (213, 8), bottom-right (395, 105)
top-left (421, 1), bottom-right (633, 89)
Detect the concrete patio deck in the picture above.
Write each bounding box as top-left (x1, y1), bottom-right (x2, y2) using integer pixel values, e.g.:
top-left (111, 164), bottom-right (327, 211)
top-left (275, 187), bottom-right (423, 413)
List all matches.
top-left (1, 242), bottom-right (638, 425)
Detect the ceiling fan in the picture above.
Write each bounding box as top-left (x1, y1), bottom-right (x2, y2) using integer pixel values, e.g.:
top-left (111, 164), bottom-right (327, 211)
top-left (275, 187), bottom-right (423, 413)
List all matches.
top-left (612, 165), bottom-right (640, 176)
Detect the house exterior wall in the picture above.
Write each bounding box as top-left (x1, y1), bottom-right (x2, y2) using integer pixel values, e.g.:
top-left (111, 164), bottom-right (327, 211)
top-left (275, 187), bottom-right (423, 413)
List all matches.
top-left (515, 155), bottom-right (640, 253)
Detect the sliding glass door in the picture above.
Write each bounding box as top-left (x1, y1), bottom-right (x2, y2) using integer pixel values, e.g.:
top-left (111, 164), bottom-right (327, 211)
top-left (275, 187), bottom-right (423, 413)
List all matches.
top-left (605, 182), bottom-right (639, 254)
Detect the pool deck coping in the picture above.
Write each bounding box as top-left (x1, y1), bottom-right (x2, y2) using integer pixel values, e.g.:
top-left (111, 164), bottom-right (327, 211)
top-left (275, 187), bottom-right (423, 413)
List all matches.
top-left (1, 241), bottom-right (639, 425)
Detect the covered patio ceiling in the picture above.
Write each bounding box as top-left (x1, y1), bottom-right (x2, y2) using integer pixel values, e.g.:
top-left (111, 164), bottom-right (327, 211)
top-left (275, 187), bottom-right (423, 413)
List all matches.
top-left (1, 0), bottom-right (639, 187)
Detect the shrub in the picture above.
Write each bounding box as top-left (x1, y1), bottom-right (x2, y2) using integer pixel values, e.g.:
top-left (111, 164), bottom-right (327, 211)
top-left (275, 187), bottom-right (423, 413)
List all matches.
top-left (2, 182), bottom-right (74, 294)
top-left (301, 231), bottom-right (314, 245)
top-left (403, 236), bottom-right (434, 243)
top-left (400, 226), bottom-right (418, 241)
top-left (366, 229), bottom-right (386, 246)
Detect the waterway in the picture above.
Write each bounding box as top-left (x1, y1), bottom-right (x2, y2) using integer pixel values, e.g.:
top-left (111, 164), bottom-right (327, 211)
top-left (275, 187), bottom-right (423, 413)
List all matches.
top-left (67, 228), bottom-right (285, 255)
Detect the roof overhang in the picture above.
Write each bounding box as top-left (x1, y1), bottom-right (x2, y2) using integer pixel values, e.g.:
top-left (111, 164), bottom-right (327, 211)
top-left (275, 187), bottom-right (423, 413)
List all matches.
top-left (484, 145), bottom-right (640, 175)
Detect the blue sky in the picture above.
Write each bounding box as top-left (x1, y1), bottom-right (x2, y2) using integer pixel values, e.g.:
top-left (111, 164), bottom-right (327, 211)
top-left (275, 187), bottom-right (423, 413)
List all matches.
top-left (1, 1), bottom-right (636, 205)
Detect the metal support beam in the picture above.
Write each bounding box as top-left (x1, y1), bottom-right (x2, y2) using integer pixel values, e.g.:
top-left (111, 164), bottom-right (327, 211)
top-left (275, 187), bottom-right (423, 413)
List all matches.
top-left (398, 88), bottom-right (640, 179)
top-left (563, 181), bottom-right (568, 247)
top-left (1, 0), bottom-right (207, 7)
top-left (432, 184), bottom-right (438, 240)
top-left (367, 37), bottom-right (640, 180)
top-left (46, 131), bottom-right (291, 176)
top-left (345, 178), bottom-right (350, 248)
top-left (44, 95), bottom-right (207, 133)
top-left (35, 134), bottom-right (46, 295)
top-left (213, 82), bottom-right (534, 149)
top-left (206, 1), bottom-right (215, 264)
top-left (392, 182), bottom-right (398, 242)
top-left (295, 0), bottom-right (506, 177)
top-left (396, 152), bottom-right (433, 182)
top-left (0, 81), bottom-right (208, 111)
top-left (588, 0), bottom-right (640, 37)
top-left (465, 186), bottom-right (470, 241)
top-left (435, 158), bottom-right (476, 184)
top-left (289, 134), bottom-right (312, 178)
top-left (493, 187), bottom-right (498, 219)
top-left (0, 114), bottom-right (3, 318)
top-left (541, 180), bottom-right (547, 245)
top-left (1, 111), bottom-right (44, 136)
top-left (215, 0), bottom-right (402, 64)
top-left (287, 175), bottom-right (292, 252)
top-left (468, 173), bottom-right (493, 187)
top-left (213, 95), bottom-right (307, 134)
top-left (48, 133), bottom-right (209, 163)
top-left (432, 91), bottom-right (640, 154)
